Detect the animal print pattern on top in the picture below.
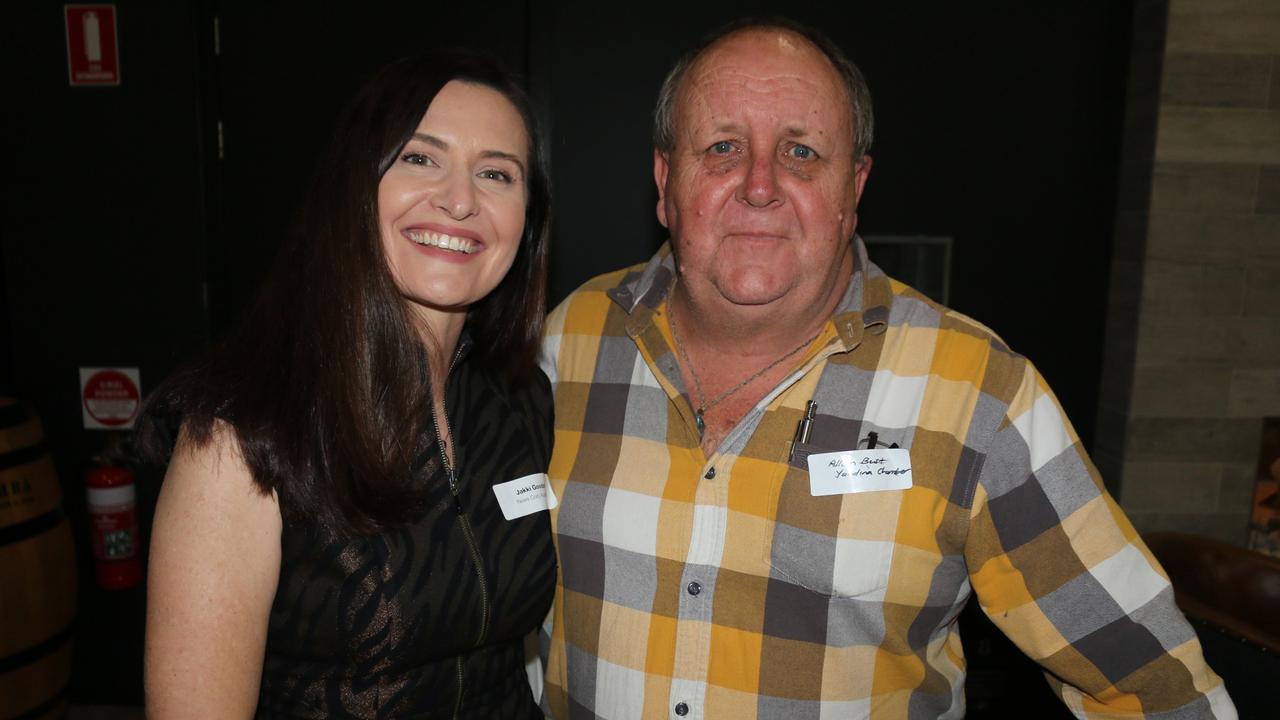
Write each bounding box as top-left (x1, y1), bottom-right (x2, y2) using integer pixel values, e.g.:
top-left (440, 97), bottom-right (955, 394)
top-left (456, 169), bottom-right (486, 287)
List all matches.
top-left (257, 357), bottom-right (555, 719)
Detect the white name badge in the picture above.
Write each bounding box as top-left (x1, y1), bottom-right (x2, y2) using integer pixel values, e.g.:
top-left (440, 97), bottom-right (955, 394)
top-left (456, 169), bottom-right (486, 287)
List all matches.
top-left (807, 448), bottom-right (913, 496)
top-left (492, 473), bottom-right (559, 520)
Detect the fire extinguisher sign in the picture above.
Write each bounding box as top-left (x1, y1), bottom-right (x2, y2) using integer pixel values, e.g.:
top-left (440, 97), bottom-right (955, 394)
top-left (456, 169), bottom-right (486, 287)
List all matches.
top-left (80, 367), bottom-right (141, 430)
top-left (65, 4), bottom-right (121, 86)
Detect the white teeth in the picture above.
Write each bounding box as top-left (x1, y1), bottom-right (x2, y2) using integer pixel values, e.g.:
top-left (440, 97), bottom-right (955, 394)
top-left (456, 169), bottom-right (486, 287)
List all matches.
top-left (407, 230), bottom-right (476, 254)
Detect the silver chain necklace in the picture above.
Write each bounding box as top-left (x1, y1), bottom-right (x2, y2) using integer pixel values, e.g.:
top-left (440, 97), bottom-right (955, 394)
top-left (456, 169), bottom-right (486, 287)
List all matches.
top-left (667, 297), bottom-right (821, 438)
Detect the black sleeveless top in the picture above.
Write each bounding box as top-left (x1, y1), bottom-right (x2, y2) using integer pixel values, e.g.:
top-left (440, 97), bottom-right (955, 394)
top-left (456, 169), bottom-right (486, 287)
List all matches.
top-left (256, 357), bottom-right (556, 719)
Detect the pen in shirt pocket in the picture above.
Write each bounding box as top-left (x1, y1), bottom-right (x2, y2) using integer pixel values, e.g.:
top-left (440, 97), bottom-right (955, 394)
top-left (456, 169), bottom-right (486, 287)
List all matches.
top-left (788, 401), bottom-right (817, 462)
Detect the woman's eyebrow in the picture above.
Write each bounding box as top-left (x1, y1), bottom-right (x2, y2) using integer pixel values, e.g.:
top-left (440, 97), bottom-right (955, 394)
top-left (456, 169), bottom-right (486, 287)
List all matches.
top-left (479, 150), bottom-right (526, 175)
top-left (411, 132), bottom-right (448, 149)
top-left (410, 133), bottom-right (525, 175)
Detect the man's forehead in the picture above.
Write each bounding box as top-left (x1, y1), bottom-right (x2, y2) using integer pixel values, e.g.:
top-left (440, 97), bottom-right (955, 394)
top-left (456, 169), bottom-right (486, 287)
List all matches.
top-left (688, 65), bottom-right (828, 106)
top-left (688, 29), bottom-right (840, 91)
top-left (677, 29), bottom-right (851, 136)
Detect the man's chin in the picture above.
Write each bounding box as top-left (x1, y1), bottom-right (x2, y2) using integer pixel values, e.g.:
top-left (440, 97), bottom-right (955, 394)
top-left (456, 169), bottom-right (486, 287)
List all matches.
top-left (710, 276), bottom-right (793, 308)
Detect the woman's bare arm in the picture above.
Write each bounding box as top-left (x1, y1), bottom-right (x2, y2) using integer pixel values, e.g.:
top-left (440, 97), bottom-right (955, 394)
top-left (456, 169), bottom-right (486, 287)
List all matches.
top-left (145, 425), bottom-right (281, 718)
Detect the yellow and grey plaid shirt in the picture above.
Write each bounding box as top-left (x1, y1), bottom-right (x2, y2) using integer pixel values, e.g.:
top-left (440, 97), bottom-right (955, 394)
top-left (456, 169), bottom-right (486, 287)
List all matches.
top-left (540, 240), bottom-right (1233, 719)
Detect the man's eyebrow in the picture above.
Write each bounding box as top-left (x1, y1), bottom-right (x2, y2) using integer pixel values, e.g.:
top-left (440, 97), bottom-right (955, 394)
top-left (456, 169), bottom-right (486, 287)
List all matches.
top-left (708, 124), bottom-right (814, 138)
top-left (409, 133), bottom-right (526, 175)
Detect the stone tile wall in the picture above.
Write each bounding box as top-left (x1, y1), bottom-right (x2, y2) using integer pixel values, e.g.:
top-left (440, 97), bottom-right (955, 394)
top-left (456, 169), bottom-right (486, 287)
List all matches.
top-left (1099, 0), bottom-right (1280, 543)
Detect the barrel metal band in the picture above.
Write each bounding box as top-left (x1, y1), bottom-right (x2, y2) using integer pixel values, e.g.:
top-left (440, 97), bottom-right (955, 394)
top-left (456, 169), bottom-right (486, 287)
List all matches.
top-left (0, 441), bottom-right (47, 471)
top-left (0, 621), bottom-right (74, 675)
top-left (0, 507), bottom-right (65, 548)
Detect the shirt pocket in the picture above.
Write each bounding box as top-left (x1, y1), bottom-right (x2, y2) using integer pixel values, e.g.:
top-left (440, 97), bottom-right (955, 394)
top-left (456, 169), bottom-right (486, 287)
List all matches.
top-left (761, 443), bottom-right (903, 599)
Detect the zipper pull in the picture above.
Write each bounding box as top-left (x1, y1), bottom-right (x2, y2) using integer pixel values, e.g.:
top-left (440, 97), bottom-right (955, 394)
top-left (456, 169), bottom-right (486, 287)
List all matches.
top-left (449, 470), bottom-right (465, 514)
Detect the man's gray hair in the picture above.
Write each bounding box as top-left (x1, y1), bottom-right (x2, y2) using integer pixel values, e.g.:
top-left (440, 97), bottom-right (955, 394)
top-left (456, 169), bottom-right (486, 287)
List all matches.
top-left (652, 17), bottom-right (875, 163)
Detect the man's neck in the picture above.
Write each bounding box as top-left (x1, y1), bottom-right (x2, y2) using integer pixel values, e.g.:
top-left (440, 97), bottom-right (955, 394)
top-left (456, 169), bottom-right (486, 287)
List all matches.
top-left (669, 259), bottom-right (853, 361)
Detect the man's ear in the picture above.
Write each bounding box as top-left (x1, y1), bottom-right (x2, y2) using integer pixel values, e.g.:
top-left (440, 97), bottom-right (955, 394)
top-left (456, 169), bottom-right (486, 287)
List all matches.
top-left (654, 149), bottom-right (671, 228)
top-left (842, 155), bottom-right (872, 238)
top-left (852, 154), bottom-right (872, 207)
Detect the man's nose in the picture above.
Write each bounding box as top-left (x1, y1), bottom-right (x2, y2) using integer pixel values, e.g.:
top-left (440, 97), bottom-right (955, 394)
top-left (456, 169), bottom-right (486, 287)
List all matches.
top-left (431, 171), bottom-right (478, 220)
top-left (738, 151), bottom-right (782, 208)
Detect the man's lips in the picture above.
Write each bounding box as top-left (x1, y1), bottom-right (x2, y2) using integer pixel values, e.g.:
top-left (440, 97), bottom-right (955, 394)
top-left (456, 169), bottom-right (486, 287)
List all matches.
top-left (722, 231), bottom-right (791, 241)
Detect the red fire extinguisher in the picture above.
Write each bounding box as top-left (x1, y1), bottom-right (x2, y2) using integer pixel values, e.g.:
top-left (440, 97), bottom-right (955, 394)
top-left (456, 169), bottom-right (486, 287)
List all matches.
top-left (86, 465), bottom-right (142, 589)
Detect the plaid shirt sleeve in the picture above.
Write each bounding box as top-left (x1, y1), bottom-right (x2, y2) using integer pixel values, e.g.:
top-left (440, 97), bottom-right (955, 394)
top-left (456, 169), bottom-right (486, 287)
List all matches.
top-left (539, 243), bottom-right (1234, 720)
top-left (966, 362), bottom-right (1235, 718)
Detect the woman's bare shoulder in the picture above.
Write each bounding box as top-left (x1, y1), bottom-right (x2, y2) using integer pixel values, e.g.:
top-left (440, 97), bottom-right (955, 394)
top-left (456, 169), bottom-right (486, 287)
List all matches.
top-left (146, 420), bottom-right (282, 717)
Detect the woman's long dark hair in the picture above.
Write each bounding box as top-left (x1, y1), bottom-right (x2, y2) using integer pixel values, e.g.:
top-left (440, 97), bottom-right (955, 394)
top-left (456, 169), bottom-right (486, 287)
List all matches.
top-left (137, 52), bottom-right (551, 537)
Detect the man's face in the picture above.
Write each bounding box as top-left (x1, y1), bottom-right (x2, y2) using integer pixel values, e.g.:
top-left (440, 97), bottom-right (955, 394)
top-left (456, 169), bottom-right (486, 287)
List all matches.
top-left (655, 30), bottom-right (870, 317)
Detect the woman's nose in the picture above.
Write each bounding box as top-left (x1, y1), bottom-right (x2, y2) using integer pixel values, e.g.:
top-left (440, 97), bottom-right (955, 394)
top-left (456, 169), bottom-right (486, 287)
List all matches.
top-left (431, 171), bottom-right (477, 220)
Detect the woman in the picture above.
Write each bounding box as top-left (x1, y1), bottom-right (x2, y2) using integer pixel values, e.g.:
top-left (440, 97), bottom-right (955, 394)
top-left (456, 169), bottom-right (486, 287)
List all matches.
top-left (141, 52), bottom-right (555, 718)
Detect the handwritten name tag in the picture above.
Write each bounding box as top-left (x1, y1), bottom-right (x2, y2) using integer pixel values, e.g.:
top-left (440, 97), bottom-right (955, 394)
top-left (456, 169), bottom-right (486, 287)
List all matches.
top-left (492, 473), bottom-right (559, 520)
top-left (807, 449), bottom-right (913, 496)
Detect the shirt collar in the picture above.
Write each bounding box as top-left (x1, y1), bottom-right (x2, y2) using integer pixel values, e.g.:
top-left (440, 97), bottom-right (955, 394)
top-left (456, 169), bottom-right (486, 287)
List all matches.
top-left (605, 236), bottom-right (893, 348)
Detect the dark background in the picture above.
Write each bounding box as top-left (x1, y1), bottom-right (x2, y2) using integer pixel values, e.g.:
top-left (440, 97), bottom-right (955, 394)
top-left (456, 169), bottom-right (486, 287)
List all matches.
top-left (5, 0), bottom-right (1131, 710)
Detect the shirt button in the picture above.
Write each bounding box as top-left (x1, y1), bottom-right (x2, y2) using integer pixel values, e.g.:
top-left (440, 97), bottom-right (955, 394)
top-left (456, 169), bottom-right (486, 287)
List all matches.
top-left (675, 702), bottom-right (689, 716)
top-left (687, 581), bottom-right (701, 596)
top-left (704, 466), bottom-right (716, 479)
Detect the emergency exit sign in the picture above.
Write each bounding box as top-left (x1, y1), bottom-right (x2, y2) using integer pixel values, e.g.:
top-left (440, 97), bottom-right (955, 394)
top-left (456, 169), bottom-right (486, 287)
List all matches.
top-left (65, 4), bottom-right (120, 86)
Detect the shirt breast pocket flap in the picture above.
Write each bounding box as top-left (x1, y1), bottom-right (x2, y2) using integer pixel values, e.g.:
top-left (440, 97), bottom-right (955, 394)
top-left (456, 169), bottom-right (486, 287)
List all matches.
top-left (764, 453), bottom-right (902, 599)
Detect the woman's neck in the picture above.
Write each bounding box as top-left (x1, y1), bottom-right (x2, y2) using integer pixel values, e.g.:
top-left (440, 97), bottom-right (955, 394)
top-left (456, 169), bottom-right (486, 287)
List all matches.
top-left (411, 305), bottom-right (466, 388)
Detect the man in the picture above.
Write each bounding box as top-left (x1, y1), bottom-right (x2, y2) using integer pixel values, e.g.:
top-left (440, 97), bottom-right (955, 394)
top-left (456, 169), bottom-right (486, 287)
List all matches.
top-left (540, 18), bottom-right (1234, 719)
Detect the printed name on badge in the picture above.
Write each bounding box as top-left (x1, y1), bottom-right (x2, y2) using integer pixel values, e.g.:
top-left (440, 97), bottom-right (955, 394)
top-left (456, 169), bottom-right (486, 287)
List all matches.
top-left (492, 473), bottom-right (558, 520)
top-left (807, 448), bottom-right (913, 496)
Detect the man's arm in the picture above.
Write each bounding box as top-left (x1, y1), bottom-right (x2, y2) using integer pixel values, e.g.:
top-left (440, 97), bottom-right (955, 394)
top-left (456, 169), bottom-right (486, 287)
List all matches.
top-left (964, 362), bottom-right (1235, 719)
top-left (536, 306), bottom-right (563, 718)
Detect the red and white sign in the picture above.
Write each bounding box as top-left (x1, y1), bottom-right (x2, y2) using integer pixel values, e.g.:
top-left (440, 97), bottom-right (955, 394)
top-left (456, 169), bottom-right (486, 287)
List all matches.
top-left (65, 4), bottom-right (120, 86)
top-left (80, 367), bottom-right (141, 430)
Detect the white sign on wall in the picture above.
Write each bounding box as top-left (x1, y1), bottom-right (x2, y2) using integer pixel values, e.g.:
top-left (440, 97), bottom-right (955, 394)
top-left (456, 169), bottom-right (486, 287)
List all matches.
top-left (80, 367), bottom-right (141, 430)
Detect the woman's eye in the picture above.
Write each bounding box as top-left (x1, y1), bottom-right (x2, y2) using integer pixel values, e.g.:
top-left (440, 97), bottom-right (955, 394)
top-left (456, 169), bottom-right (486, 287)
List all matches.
top-left (788, 144), bottom-right (816, 160)
top-left (401, 152), bottom-right (435, 166)
top-left (709, 141), bottom-right (734, 155)
top-left (478, 168), bottom-right (515, 183)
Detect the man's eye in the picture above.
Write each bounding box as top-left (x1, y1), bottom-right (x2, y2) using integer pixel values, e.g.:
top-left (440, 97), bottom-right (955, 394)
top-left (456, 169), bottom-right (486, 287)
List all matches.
top-left (709, 141), bottom-right (734, 155)
top-left (788, 144), bottom-right (816, 160)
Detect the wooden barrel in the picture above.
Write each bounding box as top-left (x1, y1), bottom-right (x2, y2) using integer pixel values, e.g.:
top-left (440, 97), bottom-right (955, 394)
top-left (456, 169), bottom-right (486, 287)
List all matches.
top-left (0, 399), bottom-right (76, 720)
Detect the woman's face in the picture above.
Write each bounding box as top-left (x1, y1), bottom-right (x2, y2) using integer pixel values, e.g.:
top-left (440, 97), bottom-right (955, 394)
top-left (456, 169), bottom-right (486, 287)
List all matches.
top-left (378, 80), bottom-right (529, 323)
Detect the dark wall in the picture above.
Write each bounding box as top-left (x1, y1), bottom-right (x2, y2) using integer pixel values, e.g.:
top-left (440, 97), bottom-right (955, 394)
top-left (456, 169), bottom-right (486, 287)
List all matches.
top-left (7, 2), bottom-right (210, 703)
top-left (4, 0), bottom-right (1131, 706)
